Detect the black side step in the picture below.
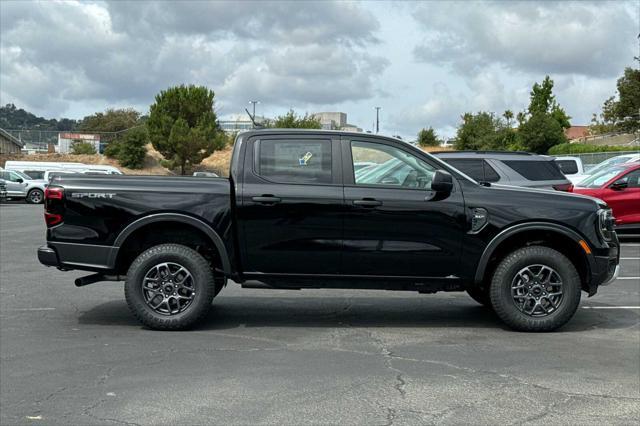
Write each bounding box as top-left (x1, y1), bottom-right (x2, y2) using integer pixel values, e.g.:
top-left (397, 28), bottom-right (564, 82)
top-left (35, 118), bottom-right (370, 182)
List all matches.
top-left (75, 274), bottom-right (125, 287)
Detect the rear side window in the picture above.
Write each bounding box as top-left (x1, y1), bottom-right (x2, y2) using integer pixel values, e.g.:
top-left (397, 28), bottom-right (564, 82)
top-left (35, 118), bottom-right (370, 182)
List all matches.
top-left (555, 160), bottom-right (578, 175)
top-left (23, 170), bottom-right (45, 179)
top-left (256, 139), bottom-right (332, 184)
top-left (502, 160), bottom-right (565, 181)
top-left (444, 159), bottom-right (500, 183)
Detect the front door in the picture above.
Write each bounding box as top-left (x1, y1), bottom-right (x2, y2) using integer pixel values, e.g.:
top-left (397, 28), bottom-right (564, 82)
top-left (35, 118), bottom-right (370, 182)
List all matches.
top-left (238, 135), bottom-right (343, 275)
top-left (341, 138), bottom-right (465, 278)
top-left (605, 168), bottom-right (640, 226)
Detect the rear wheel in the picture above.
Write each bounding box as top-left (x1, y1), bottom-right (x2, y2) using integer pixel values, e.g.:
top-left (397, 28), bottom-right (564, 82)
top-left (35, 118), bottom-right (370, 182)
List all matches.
top-left (125, 244), bottom-right (216, 330)
top-left (490, 246), bottom-right (581, 332)
top-left (27, 189), bottom-right (44, 204)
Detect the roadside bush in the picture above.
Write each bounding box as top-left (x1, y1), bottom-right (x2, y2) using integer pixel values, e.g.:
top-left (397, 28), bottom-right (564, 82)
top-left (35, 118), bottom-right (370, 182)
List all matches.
top-left (71, 141), bottom-right (97, 155)
top-left (104, 140), bottom-right (122, 159)
top-left (117, 127), bottom-right (148, 169)
top-left (548, 143), bottom-right (639, 155)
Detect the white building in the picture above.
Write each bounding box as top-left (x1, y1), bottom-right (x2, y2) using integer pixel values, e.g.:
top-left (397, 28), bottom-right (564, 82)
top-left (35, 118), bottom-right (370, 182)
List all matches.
top-left (219, 114), bottom-right (270, 133)
top-left (57, 132), bottom-right (100, 154)
top-left (312, 112), bottom-right (362, 132)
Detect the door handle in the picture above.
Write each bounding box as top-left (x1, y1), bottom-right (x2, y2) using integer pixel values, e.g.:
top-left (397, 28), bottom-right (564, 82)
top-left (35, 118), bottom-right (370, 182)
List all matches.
top-left (252, 195), bottom-right (281, 205)
top-left (353, 198), bottom-right (382, 207)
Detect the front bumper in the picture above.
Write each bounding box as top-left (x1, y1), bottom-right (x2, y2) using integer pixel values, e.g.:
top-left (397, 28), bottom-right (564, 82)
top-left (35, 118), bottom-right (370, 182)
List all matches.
top-left (601, 264), bottom-right (620, 286)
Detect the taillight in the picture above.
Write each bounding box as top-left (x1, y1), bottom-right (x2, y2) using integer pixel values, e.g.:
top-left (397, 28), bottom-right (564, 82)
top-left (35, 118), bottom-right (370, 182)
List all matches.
top-left (553, 183), bottom-right (573, 192)
top-left (44, 212), bottom-right (63, 226)
top-left (44, 187), bottom-right (64, 227)
top-left (45, 187), bottom-right (64, 200)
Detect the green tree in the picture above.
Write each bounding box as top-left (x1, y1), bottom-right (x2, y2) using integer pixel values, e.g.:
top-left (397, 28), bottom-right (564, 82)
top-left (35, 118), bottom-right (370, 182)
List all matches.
top-left (147, 85), bottom-right (225, 175)
top-left (269, 110), bottom-right (321, 129)
top-left (592, 68), bottom-right (640, 133)
top-left (518, 76), bottom-right (569, 153)
top-left (519, 113), bottom-right (566, 154)
top-left (79, 108), bottom-right (141, 132)
top-left (417, 127), bottom-right (440, 147)
top-left (71, 141), bottom-right (97, 155)
top-left (454, 112), bottom-right (503, 150)
top-left (117, 127), bottom-right (148, 169)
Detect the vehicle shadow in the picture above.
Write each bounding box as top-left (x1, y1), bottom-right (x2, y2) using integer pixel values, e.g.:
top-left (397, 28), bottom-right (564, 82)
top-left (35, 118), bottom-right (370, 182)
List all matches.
top-left (78, 295), bottom-right (639, 332)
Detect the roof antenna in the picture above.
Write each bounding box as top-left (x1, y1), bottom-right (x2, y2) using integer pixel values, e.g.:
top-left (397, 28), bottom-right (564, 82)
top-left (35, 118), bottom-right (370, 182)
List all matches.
top-left (245, 108), bottom-right (264, 129)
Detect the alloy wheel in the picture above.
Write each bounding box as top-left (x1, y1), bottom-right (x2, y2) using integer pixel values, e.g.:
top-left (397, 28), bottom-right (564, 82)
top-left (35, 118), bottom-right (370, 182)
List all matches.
top-left (141, 262), bottom-right (196, 315)
top-left (511, 264), bottom-right (564, 317)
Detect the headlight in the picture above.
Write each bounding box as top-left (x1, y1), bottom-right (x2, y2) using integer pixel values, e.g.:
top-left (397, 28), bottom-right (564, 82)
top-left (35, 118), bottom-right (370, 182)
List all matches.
top-left (597, 209), bottom-right (614, 242)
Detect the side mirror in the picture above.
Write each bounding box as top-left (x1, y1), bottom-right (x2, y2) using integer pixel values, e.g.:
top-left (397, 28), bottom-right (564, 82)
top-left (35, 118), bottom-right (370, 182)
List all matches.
top-left (15, 178), bottom-right (23, 183)
top-left (610, 181), bottom-right (627, 191)
top-left (431, 169), bottom-right (453, 193)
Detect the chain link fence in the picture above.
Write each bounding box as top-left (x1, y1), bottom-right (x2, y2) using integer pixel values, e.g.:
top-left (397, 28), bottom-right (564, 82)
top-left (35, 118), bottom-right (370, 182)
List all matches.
top-left (567, 150), bottom-right (640, 168)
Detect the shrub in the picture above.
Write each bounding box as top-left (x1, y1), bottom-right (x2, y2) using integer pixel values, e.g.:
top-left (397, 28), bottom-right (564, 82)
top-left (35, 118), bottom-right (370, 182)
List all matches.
top-left (104, 140), bottom-right (122, 159)
top-left (71, 141), bottom-right (97, 155)
top-left (117, 127), bottom-right (148, 169)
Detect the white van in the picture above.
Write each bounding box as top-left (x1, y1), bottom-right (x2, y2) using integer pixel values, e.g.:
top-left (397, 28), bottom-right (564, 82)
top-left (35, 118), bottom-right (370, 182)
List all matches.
top-left (4, 161), bottom-right (122, 178)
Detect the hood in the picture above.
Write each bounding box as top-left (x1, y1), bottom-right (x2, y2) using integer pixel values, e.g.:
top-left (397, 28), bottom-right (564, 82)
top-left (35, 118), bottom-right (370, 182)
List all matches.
top-left (489, 183), bottom-right (607, 209)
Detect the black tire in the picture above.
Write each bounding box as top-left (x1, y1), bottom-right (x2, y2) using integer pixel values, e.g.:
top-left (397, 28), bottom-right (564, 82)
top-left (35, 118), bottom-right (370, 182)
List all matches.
top-left (26, 189), bottom-right (44, 204)
top-left (466, 286), bottom-right (491, 308)
top-left (125, 244), bottom-right (215, 330)
top-left (490, 246), bottom-right (581, 332)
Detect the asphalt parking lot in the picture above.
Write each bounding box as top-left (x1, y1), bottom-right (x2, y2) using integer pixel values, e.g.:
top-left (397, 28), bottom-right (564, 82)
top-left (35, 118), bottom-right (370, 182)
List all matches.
top-left (0, 203), bottom-right (638, 425)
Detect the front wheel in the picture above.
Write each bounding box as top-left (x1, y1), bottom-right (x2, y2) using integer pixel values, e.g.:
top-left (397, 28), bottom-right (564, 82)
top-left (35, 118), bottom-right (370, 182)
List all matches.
top-left (490, 246), bottom-right (581, 332)
top-left (125, 244), bottom-right (216, 330)
top-left (27, 189), bottom-right (44, 204)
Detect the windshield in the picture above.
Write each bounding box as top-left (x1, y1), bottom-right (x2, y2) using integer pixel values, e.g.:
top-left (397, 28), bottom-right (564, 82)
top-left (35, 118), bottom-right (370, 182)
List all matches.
top-left (586, 156), bottom-right (633, 176)
top-left (577, 166), bottom-right (627, 188)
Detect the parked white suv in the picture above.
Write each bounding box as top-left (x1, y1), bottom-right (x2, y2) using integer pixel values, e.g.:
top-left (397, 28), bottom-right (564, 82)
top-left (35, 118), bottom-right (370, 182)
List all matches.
top-left (569, 153), bottom-right (640, 185)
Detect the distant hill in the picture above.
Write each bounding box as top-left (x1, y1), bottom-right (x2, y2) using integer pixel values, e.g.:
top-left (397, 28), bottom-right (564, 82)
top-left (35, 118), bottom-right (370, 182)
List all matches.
top-left (0, 103), bottom-right (77, 131)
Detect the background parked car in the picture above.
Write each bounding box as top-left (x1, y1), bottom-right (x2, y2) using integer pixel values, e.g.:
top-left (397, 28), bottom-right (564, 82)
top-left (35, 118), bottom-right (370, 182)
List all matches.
top-left (433, 151), bottom-right (572, 190)
top-left (0, 169), bottom-right (48, 204)
top-left (569, 153), bottom-right (640, 185)
top-left (4, 160), bottom-right (122, 176)
top-left (0, 178), bottom-right (7, 201)
top-left (571, 163), bottom-right (640, 234)
top-left (192, 171), bottom-right (219, 177)
top-left (553, 156), bottom-right (585, 182)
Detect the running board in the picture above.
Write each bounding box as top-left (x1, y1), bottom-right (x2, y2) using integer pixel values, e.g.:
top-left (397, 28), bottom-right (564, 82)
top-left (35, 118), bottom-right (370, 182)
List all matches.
top-left (75, 274), bottom-right (125, 287)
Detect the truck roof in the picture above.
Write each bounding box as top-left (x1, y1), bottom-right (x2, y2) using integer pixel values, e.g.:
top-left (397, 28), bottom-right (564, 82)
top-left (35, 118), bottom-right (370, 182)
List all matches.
top-left (237, 128), bottom-right (404, 144)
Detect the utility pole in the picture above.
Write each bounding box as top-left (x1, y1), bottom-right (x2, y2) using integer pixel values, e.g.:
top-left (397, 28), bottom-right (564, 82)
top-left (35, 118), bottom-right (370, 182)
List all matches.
top-left (374, 106), bottom-right (381, 134)
top-left (249, 100), bottom-right (260, 128)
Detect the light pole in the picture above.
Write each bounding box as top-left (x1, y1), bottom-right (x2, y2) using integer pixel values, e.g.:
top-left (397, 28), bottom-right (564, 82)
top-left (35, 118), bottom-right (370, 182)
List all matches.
top-left (249, 100), bottom-right (260, 128)
top-left (374, 106), bottom-right (381, 134)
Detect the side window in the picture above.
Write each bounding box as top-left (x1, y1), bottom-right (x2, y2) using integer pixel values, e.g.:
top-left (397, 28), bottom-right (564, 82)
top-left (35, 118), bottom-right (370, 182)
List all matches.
top-left (351, 141), bottom-right (435, 189)
top-left (24, 170), bottom-right (45, 179)
top-left (0, 172), bottom-right (7, 180)
top-left (9, 172), bottom-right (23, 182)
top-left (445, 159), bottom-right (484, 181)
top-left (482, 160), bottom-right (501, 182)
top-left (256, 139), bottom-right (332, 184)
top-left (616, 170), bottom-right (640, 188)
top-left (555, 160), bottom-right (579, 175)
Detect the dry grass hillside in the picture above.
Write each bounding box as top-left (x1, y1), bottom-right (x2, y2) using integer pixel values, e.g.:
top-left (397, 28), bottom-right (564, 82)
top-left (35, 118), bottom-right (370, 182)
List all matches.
top-left (0, 144), bottom-right (172, 175)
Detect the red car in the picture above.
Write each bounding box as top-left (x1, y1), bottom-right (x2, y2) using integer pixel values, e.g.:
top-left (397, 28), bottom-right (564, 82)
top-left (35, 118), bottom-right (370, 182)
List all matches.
top-left (571, 163), bottom-right (640, 232)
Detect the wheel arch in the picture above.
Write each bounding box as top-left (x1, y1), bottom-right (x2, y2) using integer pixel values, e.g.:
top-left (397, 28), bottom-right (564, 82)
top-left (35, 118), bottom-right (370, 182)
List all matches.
top-left (474, 222), bottom-right (595, 293)
top-left (112, 213), bottom-right (231, 275)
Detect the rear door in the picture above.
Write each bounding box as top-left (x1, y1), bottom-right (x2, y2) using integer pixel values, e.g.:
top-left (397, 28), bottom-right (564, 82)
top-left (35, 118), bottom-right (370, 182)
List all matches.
top-left (340, 137), bottom-right (465, 278)
top-left (237, 134), bottom-right (344, 275)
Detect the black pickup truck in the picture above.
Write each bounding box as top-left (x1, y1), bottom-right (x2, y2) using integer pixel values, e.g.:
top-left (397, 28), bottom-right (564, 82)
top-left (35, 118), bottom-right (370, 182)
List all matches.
top-left (39, 130), bottom-right (620, 331)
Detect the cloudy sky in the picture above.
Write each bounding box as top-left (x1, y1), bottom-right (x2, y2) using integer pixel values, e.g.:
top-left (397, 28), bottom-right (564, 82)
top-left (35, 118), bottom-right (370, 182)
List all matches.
top-left (1, 0), bottom-right (638, 139)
